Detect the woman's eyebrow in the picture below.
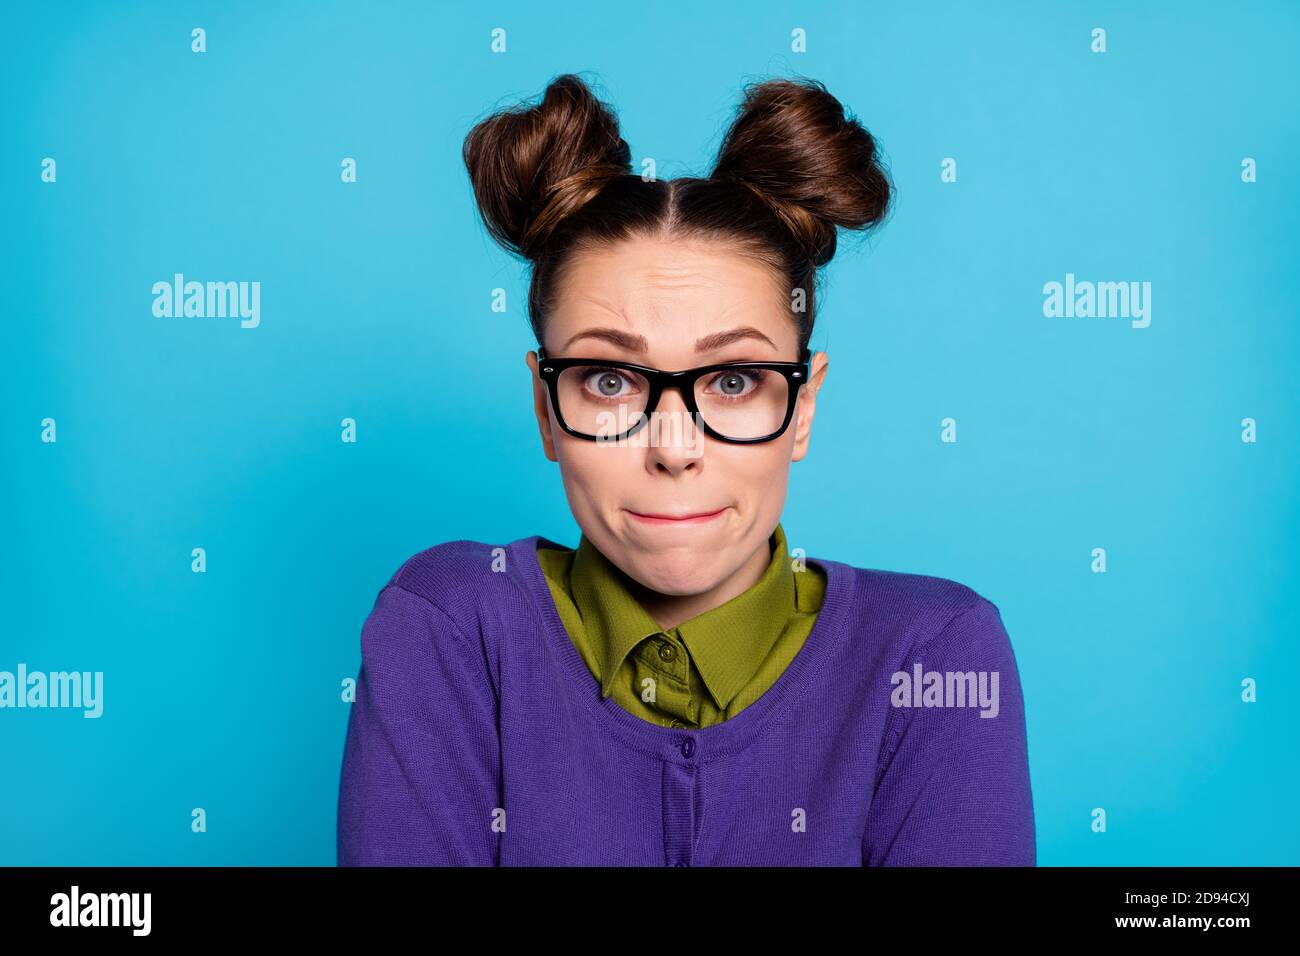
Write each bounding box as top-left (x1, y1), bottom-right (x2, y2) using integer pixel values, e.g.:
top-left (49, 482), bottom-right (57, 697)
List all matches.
top-left (562, 327), bottom-right (647, 352)
top-left (693, 327), bottom-right (779, 353)
top-left (561, 326), bottom-right (778, 353)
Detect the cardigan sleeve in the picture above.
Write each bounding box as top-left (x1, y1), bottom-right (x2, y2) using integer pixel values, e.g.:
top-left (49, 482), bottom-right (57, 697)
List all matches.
top-left (337, 583), bottom-right (502, 865)
top-left (862, 597), bottom-right (1036, 866)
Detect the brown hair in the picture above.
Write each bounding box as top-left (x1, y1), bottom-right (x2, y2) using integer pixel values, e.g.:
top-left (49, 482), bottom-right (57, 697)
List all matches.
top-left (462, 72), bottom-right (894, 354)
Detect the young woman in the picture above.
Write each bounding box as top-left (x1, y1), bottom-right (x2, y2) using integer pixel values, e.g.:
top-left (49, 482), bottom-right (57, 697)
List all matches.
top-left (337, 73), bottom-right (1035, 866)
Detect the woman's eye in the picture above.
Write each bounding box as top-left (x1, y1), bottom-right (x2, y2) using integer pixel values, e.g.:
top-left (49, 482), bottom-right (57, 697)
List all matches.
top-left (583, 368), bottom-right (634, 397)
top-left (707, 369), bottom-right (760, 397)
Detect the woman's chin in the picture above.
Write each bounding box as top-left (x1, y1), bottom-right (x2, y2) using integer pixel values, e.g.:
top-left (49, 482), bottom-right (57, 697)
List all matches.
top-left (628, 563), bottom-right (719, 597)
top-left (607, 545), bottom-right (721, 596)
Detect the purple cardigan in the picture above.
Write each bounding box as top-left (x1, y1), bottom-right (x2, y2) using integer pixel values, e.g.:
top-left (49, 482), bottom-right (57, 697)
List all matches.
top-left (337, 535), bottom-right (1036, 866)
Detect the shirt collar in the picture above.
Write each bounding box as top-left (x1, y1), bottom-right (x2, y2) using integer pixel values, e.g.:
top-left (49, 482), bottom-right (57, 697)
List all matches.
top-left (569, 523), bottom-right (798, 710)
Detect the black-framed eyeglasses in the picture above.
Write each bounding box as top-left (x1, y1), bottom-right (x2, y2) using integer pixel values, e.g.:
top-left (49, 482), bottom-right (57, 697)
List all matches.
top-left (535, 347), bottom-right (811, 444)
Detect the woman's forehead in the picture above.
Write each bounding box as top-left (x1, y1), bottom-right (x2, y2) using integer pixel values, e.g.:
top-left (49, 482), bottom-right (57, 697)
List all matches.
top-left (561, 233), bottom-right (776, 288)
top-left (550, 237), bottom-right (793, 349)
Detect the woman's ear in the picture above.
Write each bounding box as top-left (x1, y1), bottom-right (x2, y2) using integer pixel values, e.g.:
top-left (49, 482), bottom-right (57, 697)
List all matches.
top-left (790, 350), bottom-right (828, 462)
top-left (525, 350), bottom-right (559, 462)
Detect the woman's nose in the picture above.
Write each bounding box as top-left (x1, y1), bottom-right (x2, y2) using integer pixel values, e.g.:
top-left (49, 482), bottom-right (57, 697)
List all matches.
top-left (640, 387), bottom-right (704, 463)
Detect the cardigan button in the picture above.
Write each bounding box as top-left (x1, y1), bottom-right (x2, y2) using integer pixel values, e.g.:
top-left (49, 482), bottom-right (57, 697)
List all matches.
top-left (679, 737), bottom-right (696, 758)
top-left (658, 642), bottom-right (677, 662)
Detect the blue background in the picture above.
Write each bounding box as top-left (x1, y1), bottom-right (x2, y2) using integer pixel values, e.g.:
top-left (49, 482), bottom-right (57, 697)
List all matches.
top-left (2, 0), bottom-right (1296, 865)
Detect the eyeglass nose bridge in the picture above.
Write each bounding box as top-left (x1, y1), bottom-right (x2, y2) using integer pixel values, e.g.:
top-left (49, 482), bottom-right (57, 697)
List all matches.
top-left (640, 368), bottom-right (703, 420)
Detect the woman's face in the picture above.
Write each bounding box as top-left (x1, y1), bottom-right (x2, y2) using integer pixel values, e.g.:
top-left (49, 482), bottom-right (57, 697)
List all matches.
top-left (525, 234), bottom-right (829, 597)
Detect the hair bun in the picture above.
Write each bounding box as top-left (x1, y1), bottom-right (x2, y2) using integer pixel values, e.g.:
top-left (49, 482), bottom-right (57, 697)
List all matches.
top-left (710, 77), bottom-right (893, 267)
top-left (463, 73), bottom-right (632, 261)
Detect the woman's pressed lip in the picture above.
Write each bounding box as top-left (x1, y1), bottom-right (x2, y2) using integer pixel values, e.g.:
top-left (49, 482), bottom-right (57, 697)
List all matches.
top-left (625, 507), bottom-right (728, 524)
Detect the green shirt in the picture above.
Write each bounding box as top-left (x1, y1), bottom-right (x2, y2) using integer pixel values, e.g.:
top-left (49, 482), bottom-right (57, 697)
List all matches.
top-left (537, 522), bottom-right (826, 729)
